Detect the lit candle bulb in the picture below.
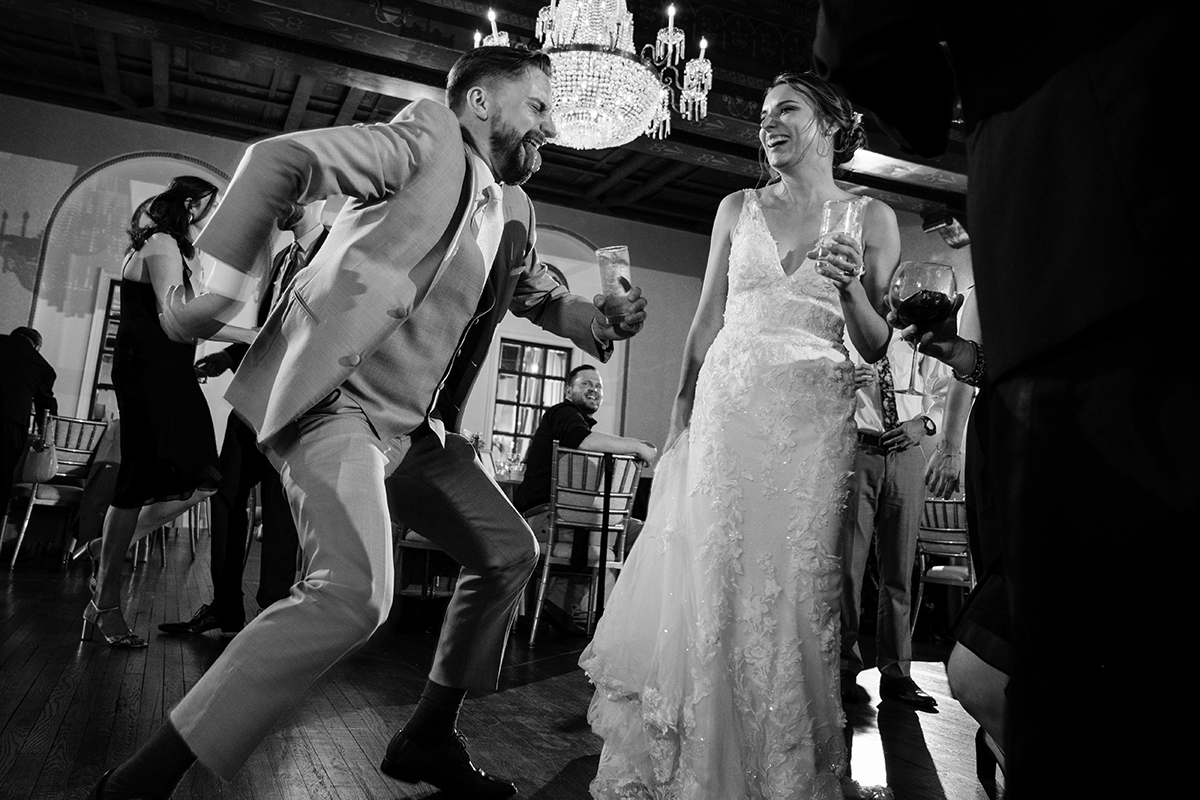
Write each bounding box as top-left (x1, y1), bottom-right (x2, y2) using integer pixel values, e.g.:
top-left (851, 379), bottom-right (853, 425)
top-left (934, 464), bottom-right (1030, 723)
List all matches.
top-left (668, 4), bottom-right (675, 34)
top-left (699, 36), bottom-right (708, 59)
top-left (475, 30), bottom-right (483, 48)
top-left (488, 8), bottom-right (499, 37)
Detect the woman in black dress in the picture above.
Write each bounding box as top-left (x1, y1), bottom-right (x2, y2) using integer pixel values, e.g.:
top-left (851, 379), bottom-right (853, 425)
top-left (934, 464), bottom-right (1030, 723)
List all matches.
top-left (82, 176), bottom-right (226, 648)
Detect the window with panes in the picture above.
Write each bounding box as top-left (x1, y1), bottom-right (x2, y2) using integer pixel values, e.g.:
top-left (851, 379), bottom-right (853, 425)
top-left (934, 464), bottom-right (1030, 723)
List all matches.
top-left (491, 339), bottom-right (571, 463)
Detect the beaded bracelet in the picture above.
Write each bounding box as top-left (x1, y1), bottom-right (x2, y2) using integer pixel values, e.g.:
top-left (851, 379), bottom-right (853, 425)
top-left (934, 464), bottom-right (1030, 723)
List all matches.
top-left (952, 339), bottom-right (986, 387)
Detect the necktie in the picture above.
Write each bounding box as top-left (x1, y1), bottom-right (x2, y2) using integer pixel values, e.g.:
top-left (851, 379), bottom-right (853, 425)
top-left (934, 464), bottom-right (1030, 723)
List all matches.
top-left (264, 242), bottom-right (302, 316)
top-left (277, 242), bottom-right (304, 298)
top-left (473, 182), bottom-right (504, 269)
top-left (876, 355), bottom-right (900, 431)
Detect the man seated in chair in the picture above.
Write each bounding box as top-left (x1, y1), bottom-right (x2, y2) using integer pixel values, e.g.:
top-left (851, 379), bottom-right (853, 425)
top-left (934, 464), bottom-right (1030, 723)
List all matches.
top-left (514, 364), bottom-right (656, 629)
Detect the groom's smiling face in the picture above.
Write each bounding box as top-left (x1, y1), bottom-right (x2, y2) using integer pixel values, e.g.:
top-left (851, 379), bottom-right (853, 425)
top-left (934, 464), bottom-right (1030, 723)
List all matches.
top-left (483, 67), bottom-right (556, 186)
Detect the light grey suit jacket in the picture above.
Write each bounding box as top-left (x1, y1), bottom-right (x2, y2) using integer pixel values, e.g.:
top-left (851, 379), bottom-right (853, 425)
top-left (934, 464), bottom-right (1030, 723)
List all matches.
top-left (197, 99), bottom-right (608, 444)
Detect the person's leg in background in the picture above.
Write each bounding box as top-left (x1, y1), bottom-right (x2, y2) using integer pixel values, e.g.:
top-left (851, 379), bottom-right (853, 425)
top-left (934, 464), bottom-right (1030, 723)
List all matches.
top-left (873, 446), bottom-right (937, 709)
top-left (160, 412), bottom-right (264, 635)
top-left (254, 464), bottom-right (299, 611)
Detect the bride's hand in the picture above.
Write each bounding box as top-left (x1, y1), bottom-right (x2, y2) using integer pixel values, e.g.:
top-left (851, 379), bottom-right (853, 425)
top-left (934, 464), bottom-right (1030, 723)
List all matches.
top-left (809, 233), bottom-right (863, 290)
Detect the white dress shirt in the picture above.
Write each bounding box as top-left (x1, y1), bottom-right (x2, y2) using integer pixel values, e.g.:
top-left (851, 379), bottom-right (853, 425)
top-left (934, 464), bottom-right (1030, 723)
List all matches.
top-left (846, 333), bottom-right (950, 434)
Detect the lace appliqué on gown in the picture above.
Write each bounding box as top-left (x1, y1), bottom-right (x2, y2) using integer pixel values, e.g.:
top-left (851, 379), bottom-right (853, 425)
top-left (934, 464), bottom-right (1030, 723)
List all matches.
top-left (581, 191), bottom-right (886, 799)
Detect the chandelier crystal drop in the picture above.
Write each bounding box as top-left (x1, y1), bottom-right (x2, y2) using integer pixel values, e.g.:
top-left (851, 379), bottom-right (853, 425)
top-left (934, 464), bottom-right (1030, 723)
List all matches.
top-left (532, 0), bottom-right (711, 150)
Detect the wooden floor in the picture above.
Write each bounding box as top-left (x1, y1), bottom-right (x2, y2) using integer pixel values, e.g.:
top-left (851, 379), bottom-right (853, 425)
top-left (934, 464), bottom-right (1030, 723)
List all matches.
top-left (0, 531), bottom-right (1000, 800)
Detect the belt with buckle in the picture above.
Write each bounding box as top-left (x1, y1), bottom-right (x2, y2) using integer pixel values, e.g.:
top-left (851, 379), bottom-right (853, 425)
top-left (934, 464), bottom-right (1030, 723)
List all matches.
top-left (856, 430), bottom-right (888, 449)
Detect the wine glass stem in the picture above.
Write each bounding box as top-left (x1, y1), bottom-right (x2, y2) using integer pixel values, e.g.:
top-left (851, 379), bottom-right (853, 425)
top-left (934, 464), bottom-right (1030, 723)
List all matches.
top-left (908, 345), bottom-right (920, 394)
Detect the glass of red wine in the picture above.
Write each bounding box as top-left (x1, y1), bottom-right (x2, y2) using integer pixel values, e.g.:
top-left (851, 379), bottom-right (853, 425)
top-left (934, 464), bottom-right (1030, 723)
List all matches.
top-left (886, 261), bottom-right (959, 396)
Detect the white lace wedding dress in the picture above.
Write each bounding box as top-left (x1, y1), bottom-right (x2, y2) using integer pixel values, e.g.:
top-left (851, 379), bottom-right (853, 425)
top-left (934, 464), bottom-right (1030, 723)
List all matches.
top-left (581, 189), bottom-right (872, 799)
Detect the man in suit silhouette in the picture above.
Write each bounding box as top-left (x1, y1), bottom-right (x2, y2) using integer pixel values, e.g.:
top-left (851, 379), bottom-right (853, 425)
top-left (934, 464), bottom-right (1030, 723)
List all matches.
top-left (158, 204), bottom-right (327, 637)
top-left (94, 46), bottom-right (647, 799)
top-left (0, 327), bottom-right (56, 525)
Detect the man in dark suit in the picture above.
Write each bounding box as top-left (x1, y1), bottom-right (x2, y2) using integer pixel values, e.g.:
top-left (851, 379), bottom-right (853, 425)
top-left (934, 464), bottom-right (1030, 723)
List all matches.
top-left (158, 205), bottom-right (326, 637)
top-left (0, 326), bottom-right (57, 523)
top-left (95, 46), bottom-right (647, 800)
top-left (815, 3), bottom-right (1188, 796)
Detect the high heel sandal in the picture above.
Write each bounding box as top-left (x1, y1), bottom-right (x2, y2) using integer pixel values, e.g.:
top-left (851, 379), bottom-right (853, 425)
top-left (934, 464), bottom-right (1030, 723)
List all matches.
top-left (71, 538), bottom-right (102, 592)
top-left (82, 600), bottom-right (148, 648)
top-left (975, 726), bottom-right (1001, 799)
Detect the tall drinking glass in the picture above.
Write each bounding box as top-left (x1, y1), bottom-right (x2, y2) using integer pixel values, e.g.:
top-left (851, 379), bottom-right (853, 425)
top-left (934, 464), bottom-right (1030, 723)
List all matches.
top-left (886, 261), bottom-right (959, 396)
top-left (596, 245), bottom-right (632, 324)
top-left (817, 197), bottom-right (867, 276)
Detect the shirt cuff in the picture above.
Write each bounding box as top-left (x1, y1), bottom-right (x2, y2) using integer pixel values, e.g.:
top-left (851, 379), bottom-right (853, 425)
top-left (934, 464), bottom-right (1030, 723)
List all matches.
top-left (590, 317), bottom-right (614, 359)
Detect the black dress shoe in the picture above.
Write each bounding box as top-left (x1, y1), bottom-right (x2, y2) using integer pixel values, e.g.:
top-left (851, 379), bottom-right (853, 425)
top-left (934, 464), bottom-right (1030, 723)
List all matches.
top-left (157, 604), bottom-right (242, 636)
top-left (840, 670), bottom-right (868, 703)
top-left (879, 674), bottom-right (938, 711)
top-left (380, 729), bottom-right (517, 798)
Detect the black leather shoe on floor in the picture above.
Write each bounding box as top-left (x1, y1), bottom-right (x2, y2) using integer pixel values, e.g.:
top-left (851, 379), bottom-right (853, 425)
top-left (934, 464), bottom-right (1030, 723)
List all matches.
top-left (380, 729), bottom-right (517, 798)
top-left (879, 674), bottom-right (938, 711)
top-left (840, 670), bottom-right (868, 703)
top-left (157, 604), bottom-right (242, 636)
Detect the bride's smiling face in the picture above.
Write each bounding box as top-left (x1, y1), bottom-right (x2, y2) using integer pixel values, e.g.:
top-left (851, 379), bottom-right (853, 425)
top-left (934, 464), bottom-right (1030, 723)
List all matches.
top-left (760, 84), bottom-right (826, 171)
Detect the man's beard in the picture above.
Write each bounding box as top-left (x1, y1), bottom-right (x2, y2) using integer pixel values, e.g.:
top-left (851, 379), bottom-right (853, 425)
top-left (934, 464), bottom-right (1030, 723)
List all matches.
top-left (489, 118), bottom-right (542, 186)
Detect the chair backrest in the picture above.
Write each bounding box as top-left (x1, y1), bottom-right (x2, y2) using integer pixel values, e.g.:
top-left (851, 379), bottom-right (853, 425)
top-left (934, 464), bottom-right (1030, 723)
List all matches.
top-left (548, 442), bottom-right (643, 561)
top-left (44, 413), bottom-right (109, 481)
top-left (918, 498), bottom-right (969, 556)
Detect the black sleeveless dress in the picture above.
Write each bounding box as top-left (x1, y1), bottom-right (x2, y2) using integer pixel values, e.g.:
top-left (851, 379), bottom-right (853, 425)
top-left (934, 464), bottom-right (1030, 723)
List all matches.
top-left (110, 265), bottom-right (220, 508)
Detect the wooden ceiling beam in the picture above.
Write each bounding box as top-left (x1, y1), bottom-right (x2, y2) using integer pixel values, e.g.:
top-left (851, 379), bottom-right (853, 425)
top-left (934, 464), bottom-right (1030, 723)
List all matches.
top-left (584, 152), bottom-right (657, 201)
top-left (16, 0), bottom-right (448, 104)
top-left (150, 41), bottom-right (171, 112)
top-left (610, 161), bottom-right (698, 207)
top-left (283, 74), bottom-right (316, 131)
top-left (334, 86), bottom-right (367, 126)
top-left (93, 30), bottom-right (135, 111)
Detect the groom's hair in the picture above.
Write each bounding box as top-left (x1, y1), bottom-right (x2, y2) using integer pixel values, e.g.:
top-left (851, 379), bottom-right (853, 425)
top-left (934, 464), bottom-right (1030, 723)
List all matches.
top-left (446, 45), bottom-right (552, 113)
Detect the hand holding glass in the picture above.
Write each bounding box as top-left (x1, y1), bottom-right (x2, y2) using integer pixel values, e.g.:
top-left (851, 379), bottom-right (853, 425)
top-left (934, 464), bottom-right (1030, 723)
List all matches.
top-left (596, 245), bottom-right (633, 324)
top-left (817, 198), bottom-right (867, 276)
top-left (886, 261), bottom-right (959, 396)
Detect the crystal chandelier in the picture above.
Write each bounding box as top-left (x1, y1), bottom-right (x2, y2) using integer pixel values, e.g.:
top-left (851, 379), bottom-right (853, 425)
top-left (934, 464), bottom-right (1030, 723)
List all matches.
top-left (527, 1), bottom-right (711, 150)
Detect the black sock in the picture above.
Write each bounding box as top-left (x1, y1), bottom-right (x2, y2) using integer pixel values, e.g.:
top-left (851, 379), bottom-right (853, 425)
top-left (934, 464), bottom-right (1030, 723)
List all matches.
top-left (104, 721), bottom-right (196, 799)
top-left (402, 680), bottom-right (467, 745)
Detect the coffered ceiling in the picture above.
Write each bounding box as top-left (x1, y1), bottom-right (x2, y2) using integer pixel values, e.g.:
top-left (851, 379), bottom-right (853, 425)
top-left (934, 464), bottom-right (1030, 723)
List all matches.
top-left (0, 0), bottom-right (969, 235)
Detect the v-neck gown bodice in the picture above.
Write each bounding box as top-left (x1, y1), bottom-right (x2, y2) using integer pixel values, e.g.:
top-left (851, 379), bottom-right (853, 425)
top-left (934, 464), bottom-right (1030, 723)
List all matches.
top-left (580, 189), bottom-right (861, 799)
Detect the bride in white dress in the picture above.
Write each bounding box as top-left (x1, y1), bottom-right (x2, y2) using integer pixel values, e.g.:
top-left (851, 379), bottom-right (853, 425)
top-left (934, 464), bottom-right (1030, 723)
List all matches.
top-left (580, 72), bottom-right (899, 799)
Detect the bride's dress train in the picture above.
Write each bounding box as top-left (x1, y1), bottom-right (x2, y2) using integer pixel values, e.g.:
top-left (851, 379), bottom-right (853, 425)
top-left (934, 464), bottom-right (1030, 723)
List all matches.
top-left (581, 191), bottom-right (890, 799)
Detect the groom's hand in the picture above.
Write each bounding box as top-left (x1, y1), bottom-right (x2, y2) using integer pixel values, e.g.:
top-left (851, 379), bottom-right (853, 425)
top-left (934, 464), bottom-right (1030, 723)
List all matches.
top-left (592, 283), bottom-right (648, 341)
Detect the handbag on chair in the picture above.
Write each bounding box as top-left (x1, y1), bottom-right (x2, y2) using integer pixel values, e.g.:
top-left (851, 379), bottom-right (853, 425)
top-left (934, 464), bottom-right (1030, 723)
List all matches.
top-left (18, 419), bottom-right (58, 484)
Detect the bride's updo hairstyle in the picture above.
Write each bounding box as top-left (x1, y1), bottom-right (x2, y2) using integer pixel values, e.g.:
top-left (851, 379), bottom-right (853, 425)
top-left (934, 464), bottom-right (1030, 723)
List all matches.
top-left (767, 71), bottom-right (866, 168)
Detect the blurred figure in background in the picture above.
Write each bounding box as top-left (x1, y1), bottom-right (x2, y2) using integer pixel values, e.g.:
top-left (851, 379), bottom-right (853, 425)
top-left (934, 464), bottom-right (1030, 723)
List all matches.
top-left (0, 326), bottom-right (56, 531)
top-left (80, 176), bottom-right (252, 649)
top-left (159, 202), bottom-right (326, 637)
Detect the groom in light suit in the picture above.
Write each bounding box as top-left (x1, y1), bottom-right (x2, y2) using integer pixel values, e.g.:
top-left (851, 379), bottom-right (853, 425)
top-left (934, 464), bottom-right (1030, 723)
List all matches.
top-left (92, 46), bottom-right (647, 800)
